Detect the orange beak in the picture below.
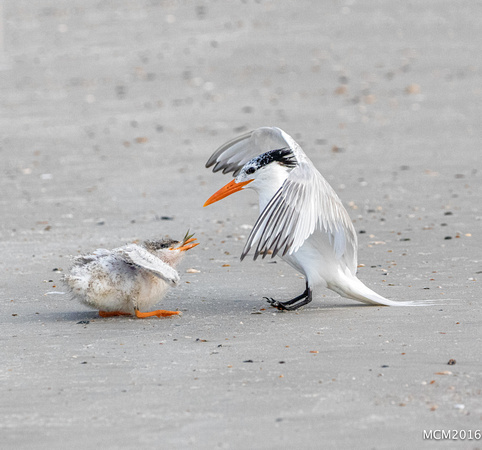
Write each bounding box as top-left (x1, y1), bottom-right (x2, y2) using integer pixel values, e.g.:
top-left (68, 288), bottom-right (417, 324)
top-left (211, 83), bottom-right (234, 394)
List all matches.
top-left (203, 179), bottom-right (253, 207)
top-left (170, 237), bottom-right (199, 252)
top-left (177, 242), bottom-right (199, 252)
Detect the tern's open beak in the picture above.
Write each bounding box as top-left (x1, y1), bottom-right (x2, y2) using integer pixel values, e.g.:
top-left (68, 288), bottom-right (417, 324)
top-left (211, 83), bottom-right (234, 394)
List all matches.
top-left (177, 240), bottom-right (199, 252)
top-left (171, 238), bottom-right (199, 252)
top-left (169, 230), bottom-right (200, 252)
top-left (203, 179), bottom-right (253, 207)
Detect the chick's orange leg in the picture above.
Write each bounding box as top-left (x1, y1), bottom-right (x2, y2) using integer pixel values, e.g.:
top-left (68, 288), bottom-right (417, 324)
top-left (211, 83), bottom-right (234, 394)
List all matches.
top-left (135, 309), bottom-right (181, 318)
top-left (99, 310), bottom-right (132, 318)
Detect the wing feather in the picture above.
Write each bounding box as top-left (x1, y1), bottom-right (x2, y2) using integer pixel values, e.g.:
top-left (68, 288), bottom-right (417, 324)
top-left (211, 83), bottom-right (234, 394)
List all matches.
top-left (206, 127), bottom-right (304, 176)
top-left (116, 244), bottom-right (180, 286)
top-left (242, 161), bottom-right (358, 274)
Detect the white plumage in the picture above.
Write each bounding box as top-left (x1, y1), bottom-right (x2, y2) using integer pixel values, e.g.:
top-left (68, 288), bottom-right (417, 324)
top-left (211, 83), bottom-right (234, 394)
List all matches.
top-left (63, 233), bottom-right (198, 318)
top-left (205, 127), bottom-right (420, 309)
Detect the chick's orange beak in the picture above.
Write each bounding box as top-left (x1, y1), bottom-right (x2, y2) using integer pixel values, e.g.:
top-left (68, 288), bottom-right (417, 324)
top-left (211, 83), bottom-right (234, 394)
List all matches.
top-left (169, 236), bottom-right (199, 252)
top-left (203, 179), bottom-right (253, 207)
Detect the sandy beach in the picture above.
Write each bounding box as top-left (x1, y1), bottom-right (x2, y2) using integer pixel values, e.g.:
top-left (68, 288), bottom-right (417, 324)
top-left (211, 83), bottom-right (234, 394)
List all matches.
top-left (1, 1), bottom-right (481, 448)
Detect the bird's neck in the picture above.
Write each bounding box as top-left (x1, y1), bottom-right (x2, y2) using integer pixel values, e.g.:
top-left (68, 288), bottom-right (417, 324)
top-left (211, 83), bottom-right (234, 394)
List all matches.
top-left (251, 165), bottom-right (289, 211)
top-left (157, 250), bottom-right (184, 267)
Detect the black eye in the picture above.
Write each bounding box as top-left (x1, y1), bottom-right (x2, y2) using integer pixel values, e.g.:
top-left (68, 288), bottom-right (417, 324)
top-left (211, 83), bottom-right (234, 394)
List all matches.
top-left (246, 167), bottom-right (255, 175)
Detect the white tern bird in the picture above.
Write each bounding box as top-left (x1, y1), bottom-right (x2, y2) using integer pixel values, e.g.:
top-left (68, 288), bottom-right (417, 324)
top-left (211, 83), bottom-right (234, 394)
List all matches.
top-left (204, 127), bottom-right (418, 310)
top-left (63, 232), bottom-right (198, 318)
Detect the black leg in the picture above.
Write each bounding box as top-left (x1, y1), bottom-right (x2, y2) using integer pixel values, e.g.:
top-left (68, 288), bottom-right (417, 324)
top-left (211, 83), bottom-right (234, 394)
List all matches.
top-left (264, 282), bottom-right (313, 311)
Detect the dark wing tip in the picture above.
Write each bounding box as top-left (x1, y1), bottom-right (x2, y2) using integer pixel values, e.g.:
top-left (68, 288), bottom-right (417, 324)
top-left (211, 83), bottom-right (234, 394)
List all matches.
top-left (240, 249), bottom-right (250, 261)
top-left (205, 154), bottom-right (218, 169)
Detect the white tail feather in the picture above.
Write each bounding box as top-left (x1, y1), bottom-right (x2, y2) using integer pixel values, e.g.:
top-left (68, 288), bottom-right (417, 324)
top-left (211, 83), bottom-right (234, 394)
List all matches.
top-left (327, 275), bottom-right (441, 307)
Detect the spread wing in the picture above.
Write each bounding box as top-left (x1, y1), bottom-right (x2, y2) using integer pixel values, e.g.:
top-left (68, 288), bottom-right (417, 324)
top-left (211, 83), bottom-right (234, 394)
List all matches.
top-left (241, 161), bottom-right (358, 275)
top-left (206, 127), bottom-right (306, 176)
top-left (117, 244), bottom-right (180, 286)
top-left (206, 126), bottom-right (357, 275)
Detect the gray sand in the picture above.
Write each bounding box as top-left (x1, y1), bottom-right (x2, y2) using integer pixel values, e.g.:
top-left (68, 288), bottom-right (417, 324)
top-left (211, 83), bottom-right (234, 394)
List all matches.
top-left (1, 1), bottom-right (481, 449)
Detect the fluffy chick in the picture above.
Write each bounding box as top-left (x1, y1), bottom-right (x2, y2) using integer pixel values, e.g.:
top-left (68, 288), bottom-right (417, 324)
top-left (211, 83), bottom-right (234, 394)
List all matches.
top-left (63, 233), bottom-right (198, 318)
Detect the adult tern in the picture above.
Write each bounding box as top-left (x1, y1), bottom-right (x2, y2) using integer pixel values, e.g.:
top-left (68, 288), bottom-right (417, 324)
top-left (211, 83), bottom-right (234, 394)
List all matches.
top-left (204, 127), bottom-right (416, 310)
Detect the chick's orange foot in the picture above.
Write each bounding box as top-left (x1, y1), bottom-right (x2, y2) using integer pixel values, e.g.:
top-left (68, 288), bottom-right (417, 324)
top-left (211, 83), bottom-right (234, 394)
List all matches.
top-left (135, 309), bottom-right (181, 318)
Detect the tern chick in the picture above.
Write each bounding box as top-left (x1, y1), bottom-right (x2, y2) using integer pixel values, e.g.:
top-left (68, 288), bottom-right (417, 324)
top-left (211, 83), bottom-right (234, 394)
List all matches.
top-left (63, 232), bottom-right (199, 318)
top-left (204, 127), bottom-right (422, 310)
